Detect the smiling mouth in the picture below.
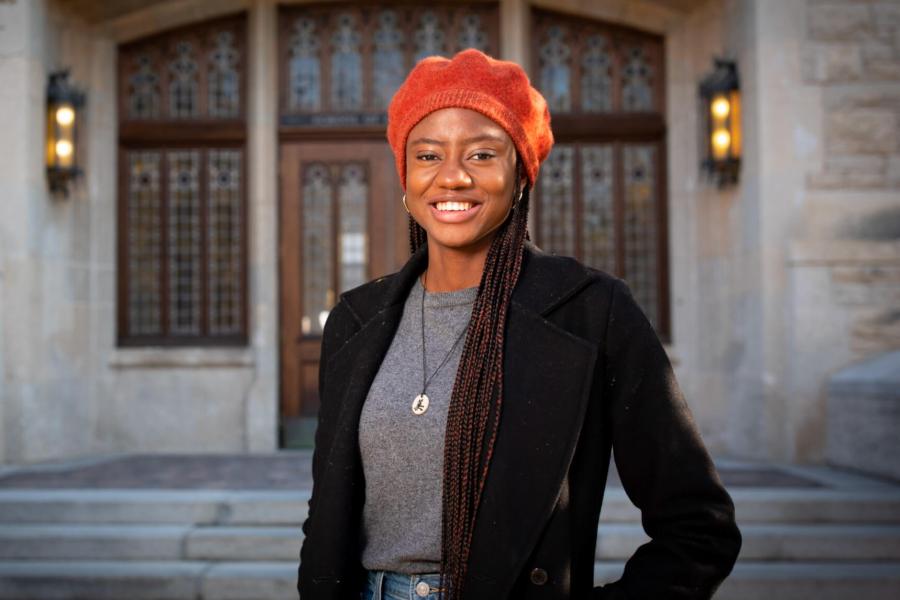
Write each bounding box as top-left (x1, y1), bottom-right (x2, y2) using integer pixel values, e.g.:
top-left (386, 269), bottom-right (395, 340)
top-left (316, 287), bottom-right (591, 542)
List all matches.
top-left (434, 201), bottom-right (475, 211)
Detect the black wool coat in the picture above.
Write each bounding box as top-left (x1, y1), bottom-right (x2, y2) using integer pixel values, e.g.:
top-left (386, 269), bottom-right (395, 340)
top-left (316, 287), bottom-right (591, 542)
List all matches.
top-left (298, 239), bottom-right (741, 600)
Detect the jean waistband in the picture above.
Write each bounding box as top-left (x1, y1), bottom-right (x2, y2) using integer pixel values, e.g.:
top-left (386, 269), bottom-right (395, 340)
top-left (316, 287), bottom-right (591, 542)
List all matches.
top-left (366, 570), bottom-right (447, 598)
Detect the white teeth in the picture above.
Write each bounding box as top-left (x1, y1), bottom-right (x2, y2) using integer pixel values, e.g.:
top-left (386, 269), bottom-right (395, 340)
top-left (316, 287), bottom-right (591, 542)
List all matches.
top-left (435, 201), bottom-right (473, 211)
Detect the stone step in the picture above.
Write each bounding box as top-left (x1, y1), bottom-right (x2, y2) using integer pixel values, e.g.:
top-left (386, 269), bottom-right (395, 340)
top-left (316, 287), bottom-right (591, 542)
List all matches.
top-left (3, 523), bottom-right (900, 562)
top-left (2, 488), bottom-right (900, 525)
top-left (0, 490), bottom-right (306, 525)
top-left (0, 561), bottom-right (898, 600)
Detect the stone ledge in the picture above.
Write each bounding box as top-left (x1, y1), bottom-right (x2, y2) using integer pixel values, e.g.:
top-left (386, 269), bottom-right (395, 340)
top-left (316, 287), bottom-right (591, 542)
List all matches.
top-left (108, 348), bottom-right (256, 370)
top-left (827, 350), bottom-right (900, 480)
top-left (788, 240), bottom-right (900, 265)
top-left (830, 350), bottom-right (900, 396)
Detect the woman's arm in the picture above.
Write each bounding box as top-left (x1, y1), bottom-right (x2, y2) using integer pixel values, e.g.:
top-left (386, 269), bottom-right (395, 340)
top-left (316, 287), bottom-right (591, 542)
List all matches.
top-left (593, 280), bottom-right (742, 599)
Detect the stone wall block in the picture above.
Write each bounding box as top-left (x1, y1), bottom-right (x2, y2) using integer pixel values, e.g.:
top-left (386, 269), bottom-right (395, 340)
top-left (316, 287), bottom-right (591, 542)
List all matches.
top-left (887, 154), bottom-right (900, 187)
top-left (824, 86), bottom-right (900, 111)
top-left (809, 3), bottom-right (873, 40)
top-left (867, 59), bottom-right (900, 80)
top-left (826, 109), bottom-right (899, 153)
top-left (872, 2), bottom-right (900, 36)
top-left (862, 39), bottom-right (895, 62)
top-left (861, 38), bottom-right (900, 79)
top-left (831, 280), bottom-right (900, 306)
top-left (831, 265), bottom-right (900, 285)
top-left (807, 154), bottom-right (886, 188)
top-left (803, 42), bottom-right (864, 82)
top-left (851, 310), bottom-right (900, 353)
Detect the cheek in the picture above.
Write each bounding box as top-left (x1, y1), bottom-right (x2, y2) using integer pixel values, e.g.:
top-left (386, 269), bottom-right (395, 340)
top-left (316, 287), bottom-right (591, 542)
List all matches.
top-left (405, 167), bottom-right (429, 195)
top-left (485, 172), bottom-right (514, 201)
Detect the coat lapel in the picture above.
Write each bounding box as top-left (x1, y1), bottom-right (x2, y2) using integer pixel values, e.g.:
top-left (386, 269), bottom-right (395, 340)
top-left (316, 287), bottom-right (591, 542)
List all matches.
top-left (328, 241), bottom-right (598, 598)
top-left (462, 244), bottom-right (599, 598)
top-left (305, 243), bottom-right (429, 588)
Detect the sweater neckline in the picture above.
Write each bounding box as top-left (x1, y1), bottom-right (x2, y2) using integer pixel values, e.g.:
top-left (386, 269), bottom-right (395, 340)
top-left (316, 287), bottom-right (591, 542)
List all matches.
top-left (413, 276), bottom-right (479, 308)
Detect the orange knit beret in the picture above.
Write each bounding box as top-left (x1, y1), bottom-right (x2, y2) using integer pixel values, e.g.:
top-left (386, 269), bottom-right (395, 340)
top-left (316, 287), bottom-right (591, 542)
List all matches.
top-left (387, 48), bottom-right (554, 190)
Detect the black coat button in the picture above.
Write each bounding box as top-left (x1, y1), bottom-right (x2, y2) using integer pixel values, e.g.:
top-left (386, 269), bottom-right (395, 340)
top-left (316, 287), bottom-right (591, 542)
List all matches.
top-left (529, 567), bottom-right (548, 586)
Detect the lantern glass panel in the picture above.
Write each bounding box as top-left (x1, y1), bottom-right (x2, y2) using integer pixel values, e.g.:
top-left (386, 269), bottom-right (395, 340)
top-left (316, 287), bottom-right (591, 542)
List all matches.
top-left (728, 89), bottom-right (741, 159)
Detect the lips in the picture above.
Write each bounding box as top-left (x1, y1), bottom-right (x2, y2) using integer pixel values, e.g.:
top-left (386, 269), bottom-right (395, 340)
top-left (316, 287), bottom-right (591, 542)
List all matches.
top-left (428, 199), bottom-right (482, 223)
top-left (427, 197), bottom-right (481, 208)
top-left (434, 200), bottom-right (473, 211)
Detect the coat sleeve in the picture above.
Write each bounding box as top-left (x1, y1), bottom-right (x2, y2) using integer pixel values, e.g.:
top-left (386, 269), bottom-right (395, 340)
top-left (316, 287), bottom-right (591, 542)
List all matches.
top-left (592, 280), bottom-right (742, 600)
top-left (297, 300), bottom-right (358, 598)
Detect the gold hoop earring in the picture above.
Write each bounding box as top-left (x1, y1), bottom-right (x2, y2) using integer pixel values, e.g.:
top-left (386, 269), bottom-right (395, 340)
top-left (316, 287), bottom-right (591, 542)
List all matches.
top-left (402, 194), bottom-right (410, 215)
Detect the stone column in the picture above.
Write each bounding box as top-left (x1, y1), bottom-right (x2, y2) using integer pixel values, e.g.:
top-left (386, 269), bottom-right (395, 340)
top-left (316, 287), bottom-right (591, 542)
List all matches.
top-left (244, 0), bottom-right (279, 452)
top-left (0, 0), bottom-right (47, 463)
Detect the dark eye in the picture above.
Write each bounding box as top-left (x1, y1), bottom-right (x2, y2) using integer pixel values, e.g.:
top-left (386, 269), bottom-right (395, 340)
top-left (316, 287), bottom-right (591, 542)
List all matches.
top-left (417, 152), bottom-right (439, 162)
top-left (472, 152), bottom-right (494, 161)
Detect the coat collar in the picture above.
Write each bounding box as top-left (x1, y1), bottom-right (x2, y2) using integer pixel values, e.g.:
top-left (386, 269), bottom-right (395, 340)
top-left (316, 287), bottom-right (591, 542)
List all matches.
top-left (339, 239), bottom-right (598, 325)
top-left (323, 240), bottom-right (600, 598)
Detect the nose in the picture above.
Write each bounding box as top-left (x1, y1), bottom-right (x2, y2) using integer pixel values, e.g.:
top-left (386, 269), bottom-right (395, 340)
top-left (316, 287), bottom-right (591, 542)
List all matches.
top-left (435, 153), bottom-right (473, 189)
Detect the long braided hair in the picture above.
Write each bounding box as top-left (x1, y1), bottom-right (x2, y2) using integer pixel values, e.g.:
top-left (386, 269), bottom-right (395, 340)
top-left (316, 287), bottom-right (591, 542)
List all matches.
top-left (408, 160), bottom-right (531, 600)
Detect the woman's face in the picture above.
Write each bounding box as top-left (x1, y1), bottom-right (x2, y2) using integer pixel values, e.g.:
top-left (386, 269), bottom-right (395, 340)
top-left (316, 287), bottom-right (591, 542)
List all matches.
top-left (405, 107), bottom-right (518, 256)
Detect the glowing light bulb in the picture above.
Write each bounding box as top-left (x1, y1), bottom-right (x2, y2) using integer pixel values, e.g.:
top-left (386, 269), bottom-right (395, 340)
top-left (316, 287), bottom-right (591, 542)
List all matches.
top-left (55, 139), bottom-right (73, 157)
top-left (56, 106), bottom-right (75, 126)
top-left (711, 97), bottom-right (730, 119)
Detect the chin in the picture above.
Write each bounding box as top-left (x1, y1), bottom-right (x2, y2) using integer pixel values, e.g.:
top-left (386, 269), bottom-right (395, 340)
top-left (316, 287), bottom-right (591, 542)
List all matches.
top-left (427, 232), bottom-right (492, 252)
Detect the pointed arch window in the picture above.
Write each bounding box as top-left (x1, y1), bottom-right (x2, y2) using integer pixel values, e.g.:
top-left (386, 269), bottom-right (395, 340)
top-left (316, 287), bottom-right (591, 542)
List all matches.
top-left (532, 9), bottom-right (670, 339)
top-left (117, 13), bottom-right (248, 346)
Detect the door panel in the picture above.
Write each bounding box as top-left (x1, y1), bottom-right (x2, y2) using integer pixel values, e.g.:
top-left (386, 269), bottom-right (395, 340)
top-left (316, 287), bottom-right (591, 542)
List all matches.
top-left (279, 141), bottom-right (405, 447)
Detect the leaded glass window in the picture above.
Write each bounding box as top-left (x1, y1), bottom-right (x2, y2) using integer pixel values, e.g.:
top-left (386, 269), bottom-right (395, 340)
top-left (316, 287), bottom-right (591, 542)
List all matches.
top-left (169, 40), bottom-right (199, 118)
top-left (538, 147), bottom-right (575, 257)
top-left (280, 3), bottom-right (498, 126)
top-left (299, 161), bottom-right (369, 336)
top-left (581, 145), bottom-right (615, 274)
top-left (209, 31), bottom-right (240, 118)
top-left (208, 149), bottom-right (244, 335)
top-left (373, 10), bottom-right (405, 110)
top-left (621, 45), bottom-right (655, 111)
top-left (126, 152), bottom-right (162, 335)
top-left (533, 10), bottom-right (662, 114)
top-left (168, 150), bottom-right (202, 334)
top-left (128, 54), bottom-right (160, 119)
top-left (120, 15), bottom-right (245, 122)
top-left (118, 14), bottom-right (248, 346)
top-left (121, 147), bottom-right (247, 344)
top-left (532, 9), bottom-right (669, 337)
top-left (539, 25), bottom-right (572, 112)
top-left (535, 141), bottom-right (666, 334)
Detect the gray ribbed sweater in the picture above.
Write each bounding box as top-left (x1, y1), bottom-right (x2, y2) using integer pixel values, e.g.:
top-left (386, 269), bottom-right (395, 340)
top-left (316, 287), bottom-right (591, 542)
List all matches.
top-left (358, 276), bottom-right (478, 574)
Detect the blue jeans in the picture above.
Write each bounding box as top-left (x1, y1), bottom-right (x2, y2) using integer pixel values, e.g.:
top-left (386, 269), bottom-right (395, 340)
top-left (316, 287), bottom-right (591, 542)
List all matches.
top-left (362, 570), bottom-right (446, 600)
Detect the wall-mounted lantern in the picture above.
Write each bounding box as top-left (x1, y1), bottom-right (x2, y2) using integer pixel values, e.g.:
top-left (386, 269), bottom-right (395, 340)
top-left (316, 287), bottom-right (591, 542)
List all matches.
top-left (699, 59), bottom-right (740, 186)
top-left (46, 69), bottom-right (86, 196)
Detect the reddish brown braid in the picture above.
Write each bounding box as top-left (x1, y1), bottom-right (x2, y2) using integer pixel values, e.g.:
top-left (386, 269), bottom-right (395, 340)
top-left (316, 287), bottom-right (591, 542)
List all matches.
top-left (407, 162), bottom-right (531, 600)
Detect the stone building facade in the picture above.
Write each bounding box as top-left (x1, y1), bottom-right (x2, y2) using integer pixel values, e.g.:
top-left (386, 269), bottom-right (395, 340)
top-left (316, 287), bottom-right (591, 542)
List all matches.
top-left (1, 0), bottom-right (898, 467)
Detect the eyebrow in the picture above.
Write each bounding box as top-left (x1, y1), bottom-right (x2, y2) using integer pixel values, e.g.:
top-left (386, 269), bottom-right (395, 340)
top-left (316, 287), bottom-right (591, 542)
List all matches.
top-left (409, 134), bottom-right (508, 146)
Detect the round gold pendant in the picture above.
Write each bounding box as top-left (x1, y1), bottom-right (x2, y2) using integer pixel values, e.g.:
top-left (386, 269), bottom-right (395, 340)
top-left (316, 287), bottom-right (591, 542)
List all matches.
top-left (412, 393), bottom-right (429, 415)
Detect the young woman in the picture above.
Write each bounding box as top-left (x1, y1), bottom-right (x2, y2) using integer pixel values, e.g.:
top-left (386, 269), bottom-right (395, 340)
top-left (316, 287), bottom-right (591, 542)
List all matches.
top-left (298, 49), bottom-right (741, 600)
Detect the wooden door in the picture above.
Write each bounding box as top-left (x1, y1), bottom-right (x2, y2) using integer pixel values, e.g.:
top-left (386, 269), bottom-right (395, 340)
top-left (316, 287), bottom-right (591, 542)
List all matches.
top-left (279, 141), bottom-right (406, 447)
